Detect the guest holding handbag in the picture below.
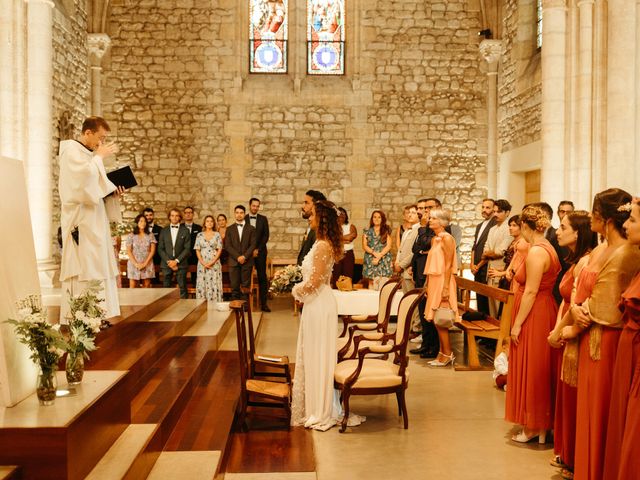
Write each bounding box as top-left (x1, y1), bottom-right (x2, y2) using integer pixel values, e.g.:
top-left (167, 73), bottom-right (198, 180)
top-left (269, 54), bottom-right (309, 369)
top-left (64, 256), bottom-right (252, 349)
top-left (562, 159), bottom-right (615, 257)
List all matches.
top-left (423, 209), bottom-right (458, 367)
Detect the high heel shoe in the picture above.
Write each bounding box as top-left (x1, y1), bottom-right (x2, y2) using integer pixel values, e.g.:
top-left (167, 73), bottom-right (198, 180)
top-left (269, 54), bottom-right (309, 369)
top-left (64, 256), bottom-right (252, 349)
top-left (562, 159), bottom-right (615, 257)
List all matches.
top-left (428, 352), bottom-right (455, 367)
top-left (511, 429), bottom-right (546, 444)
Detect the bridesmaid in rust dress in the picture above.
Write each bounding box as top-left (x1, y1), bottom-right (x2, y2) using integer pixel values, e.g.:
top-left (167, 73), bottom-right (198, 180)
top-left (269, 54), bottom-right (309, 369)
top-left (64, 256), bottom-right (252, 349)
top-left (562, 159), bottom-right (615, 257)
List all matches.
top-left (565, 189), bottom-right (640, 480)
top-left (506, 206), bottom-right (561, 443)
top-left (603, 197), bottom-right (640, 480)
top-left (547, 211), bottom-right (598, 478)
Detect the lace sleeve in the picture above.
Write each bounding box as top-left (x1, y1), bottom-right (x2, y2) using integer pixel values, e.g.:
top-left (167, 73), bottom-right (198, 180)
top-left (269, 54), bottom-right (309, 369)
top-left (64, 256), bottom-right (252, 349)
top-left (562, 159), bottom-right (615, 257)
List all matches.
top-left (292, 241), bottom-right (333, 303)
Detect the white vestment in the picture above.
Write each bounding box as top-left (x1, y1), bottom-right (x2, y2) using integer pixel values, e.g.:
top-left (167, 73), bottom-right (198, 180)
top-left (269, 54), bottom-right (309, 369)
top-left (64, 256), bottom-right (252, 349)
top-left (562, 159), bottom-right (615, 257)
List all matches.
top-left (59, 140), bottom-right (122, 321)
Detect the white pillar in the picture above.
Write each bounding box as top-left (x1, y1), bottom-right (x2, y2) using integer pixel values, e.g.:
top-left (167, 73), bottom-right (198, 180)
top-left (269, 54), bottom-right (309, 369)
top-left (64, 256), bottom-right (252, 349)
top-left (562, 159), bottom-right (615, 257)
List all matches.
top-left (540, 0), bottom-right (568, 209)
top-left (479, 39), bottom-right (502, 199)
top-left (87, 33), bottom-right (111, 115)
top-left (576, 0), bottom-right (594, 207)
top-left (25, 0), bottom-right (57, 286)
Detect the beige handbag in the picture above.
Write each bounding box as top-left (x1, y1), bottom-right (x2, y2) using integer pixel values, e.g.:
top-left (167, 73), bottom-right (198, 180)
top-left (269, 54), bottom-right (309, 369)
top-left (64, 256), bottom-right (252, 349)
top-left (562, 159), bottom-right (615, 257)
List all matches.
top-left (433, 307), bottom-right (456, 329)
top-left (336, 276), bottom-right (353, 291)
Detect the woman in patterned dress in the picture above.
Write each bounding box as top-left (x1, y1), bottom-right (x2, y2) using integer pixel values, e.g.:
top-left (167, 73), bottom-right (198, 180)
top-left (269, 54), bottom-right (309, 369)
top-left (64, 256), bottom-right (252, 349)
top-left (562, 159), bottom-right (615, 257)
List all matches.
top-left (362, 210), bottom-right (393, 288)
top-left (126, 214), bottom-right (157, 288)
top-left (194, 215), bottom-right (223, 302)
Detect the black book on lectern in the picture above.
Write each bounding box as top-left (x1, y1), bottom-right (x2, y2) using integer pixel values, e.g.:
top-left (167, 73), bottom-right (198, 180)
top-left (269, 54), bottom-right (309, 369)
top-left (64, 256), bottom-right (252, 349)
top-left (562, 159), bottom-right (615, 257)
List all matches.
top-left (107, 165), bottom-right (137, 190)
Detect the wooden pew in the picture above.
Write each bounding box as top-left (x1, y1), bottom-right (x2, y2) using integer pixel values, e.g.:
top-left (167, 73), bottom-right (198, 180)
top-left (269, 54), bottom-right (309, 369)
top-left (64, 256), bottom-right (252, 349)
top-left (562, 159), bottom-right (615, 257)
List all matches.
top-left (453, 276), bottom-right (514, 371)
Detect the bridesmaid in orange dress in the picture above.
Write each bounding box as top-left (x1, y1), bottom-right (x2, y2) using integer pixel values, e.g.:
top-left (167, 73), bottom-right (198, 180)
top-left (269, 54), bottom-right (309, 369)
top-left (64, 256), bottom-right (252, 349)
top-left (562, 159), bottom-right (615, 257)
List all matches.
top-left (564, 189), bottom-right (640, 480)
top-left (423, 208), bottom-right (458, 367)
top-left (506, 206), bottom-right (561, 443)
top-left (547, 211), bottom-right (598, 477)
top-left (603, 197), bottom-right (640, 480)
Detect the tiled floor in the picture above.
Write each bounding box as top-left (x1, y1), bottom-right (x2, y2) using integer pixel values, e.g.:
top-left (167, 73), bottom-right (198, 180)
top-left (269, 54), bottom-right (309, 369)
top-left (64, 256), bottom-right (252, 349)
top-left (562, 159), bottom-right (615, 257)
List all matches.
top-left (242, 296), bottom-right (562, 480)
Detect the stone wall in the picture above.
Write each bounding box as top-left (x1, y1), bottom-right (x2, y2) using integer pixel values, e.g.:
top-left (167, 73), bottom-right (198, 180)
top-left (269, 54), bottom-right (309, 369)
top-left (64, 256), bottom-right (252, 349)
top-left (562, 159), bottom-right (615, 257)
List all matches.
top-left (102, 0), bottom-right (488, 261)
top-left (498, 0), bottom-right (541, 153)
top-left (51, 1), bottom-right (90, 258)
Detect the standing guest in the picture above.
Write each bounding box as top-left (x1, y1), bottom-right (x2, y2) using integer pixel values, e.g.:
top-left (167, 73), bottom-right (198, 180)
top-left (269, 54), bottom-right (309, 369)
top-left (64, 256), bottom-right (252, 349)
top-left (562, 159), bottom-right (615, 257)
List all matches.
top-left (546, 211), bottom-right (598, 478)
top-left (158, 208), bottom-right (191, 299)
top-left (470, 198), bottom-right (497, 315)
top-left (393, 205), bottom-right (414, 257)
top-left (297, 190), bottom-right (327, 265)
top-left (362, 210), bottom-right (393, 289)
top-left (565, 188), bottom-right (640, 480)
top-left (247, 197), bottom-right (271, 312)
top-left (331, 207), bottom-right (357, 286)
top-left (217, 213), bottom-right (229, 264)
top-left (558, 201), bottom-right (575, 222)
top-left (410, 198), bottom-right (442, 358)
top-left (183, 206), bottom-right (202, 288)
top-left (393, 204), bottom-right (419, 293)
top-left (488, 215), bottom-right (528, 292)
top-left (533, 201), bottom-right (569, 305)
top-left (194, 215), bottom-right (223, 302)
top-left (423, 209), bottom-right (458, 367)
top-left (482, 199), bottom-right (513, 317)
top-left (126, 214), bottom-right (157, 288)
top-left (225, 205), bottom-right (256, 300)
top-left (506, 205), bottom-right (561, 444)
top-left (143, 207), bottom-right (162, 267)
top-left (604, 197), bottom-right (640, 480)
top-left (58, 116), bottom-right (123, 323)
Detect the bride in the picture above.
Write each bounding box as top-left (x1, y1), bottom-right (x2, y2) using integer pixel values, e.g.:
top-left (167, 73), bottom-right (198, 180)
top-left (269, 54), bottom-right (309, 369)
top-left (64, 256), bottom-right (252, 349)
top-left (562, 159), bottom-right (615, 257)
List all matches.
top-left (291, 199), bottom-right (365, 431)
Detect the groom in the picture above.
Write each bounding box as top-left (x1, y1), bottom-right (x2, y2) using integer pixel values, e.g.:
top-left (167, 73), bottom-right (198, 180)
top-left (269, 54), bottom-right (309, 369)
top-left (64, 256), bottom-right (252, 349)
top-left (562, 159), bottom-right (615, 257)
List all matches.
top-left (297, 190), bottom-right (326, 265)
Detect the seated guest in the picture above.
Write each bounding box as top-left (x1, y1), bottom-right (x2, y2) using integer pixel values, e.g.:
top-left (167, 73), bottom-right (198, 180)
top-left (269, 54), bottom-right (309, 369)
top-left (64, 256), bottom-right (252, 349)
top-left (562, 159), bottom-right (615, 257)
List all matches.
top-left (194, 215), bottom-right (223, 302)
top-left (493, 338), bottom-right (509, 391)
top-left (158, 208), bottom-right (191, 298)
top-left (546, 210), bottom-right (597, 478)
top-left (563, 188), bottom-right (640, 480)
top-left (362, 210), bottom-right (393, 290)
top-left (126, 214), bottom-right (157, 288)
top-left (331, 207), bottom-right (357, 286)
top-left (424, 209), bottom-right (458, 367)
top-left (604, 196), bottom-right (640, 480)
top-left (506, 205), bottom-right (561, 444)
top-left (217, 213), bottom-right (229, 264)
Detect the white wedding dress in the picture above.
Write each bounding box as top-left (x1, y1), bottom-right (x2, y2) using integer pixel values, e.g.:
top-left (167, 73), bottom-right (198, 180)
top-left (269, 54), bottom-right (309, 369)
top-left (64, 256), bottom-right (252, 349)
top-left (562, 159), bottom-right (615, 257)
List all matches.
top-left (291, 240), bottom-right (364, 431)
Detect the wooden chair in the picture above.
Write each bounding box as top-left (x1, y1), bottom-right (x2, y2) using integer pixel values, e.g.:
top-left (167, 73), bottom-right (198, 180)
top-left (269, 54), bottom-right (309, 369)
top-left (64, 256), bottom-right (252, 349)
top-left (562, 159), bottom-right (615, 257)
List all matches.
top-left (334, 289), bottom-right (424, 433)
top-left (337, 279), bottom-right (402, 361)
top-left (453, 276), bottom-right (514, 371)
top-left (231, 300), bottom-right (291, 431)
top-left (242, 298), bottom-right (291, 382)
top-left (338, 278), bottom-right (402, 338)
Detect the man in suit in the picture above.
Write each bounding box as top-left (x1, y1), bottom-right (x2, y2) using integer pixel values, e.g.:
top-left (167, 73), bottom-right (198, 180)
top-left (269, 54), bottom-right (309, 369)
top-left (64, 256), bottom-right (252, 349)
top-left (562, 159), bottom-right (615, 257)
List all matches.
top-left (297, 189), bottom-right (327, 265)
top-left (225, 205), bottom-right (256, 300)
top-left (247, 198), bottom-right (271, 312)
top-left (470, 198), bottom-right (497, 315)
top-left (182, 206), bottom-right (202, 288)
top-left (158, 208), bottom-right (191, 298)
top-left (143, 207), bottom-right (163, 268)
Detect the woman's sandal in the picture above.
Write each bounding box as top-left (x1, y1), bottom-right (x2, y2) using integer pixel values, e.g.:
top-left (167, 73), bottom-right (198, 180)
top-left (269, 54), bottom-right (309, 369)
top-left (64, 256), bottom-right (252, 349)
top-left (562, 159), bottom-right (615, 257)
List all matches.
top-left (550, 455), bottom-right (566, 468)
top-left (560, 468), bottom-right (574, 479)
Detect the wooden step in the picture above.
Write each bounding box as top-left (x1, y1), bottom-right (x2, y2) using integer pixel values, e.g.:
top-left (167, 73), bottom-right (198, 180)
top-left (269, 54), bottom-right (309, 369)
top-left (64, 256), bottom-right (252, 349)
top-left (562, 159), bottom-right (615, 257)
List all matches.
top-left (146, 451), bottom-right (220, 480)
top-left (0, 466), bottom-right (20, 480)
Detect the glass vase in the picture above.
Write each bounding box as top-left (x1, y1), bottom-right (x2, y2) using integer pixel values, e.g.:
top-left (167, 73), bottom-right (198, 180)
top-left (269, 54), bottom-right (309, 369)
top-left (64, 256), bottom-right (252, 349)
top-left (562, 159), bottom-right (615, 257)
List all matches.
top-left (37, 368), bottom-right (57, 406)
top-left (65, 351), bottom-right (85, 385)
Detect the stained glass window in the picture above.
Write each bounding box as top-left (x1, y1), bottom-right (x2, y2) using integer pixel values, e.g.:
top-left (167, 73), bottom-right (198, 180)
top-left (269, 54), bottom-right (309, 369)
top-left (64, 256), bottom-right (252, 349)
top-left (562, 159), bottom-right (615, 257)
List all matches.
top-left (250, 0), bottom-right (288, 73)
top-left (307, 0), bottom-right (345, 75)
top-left (536, 0), bottom-right (543, 49)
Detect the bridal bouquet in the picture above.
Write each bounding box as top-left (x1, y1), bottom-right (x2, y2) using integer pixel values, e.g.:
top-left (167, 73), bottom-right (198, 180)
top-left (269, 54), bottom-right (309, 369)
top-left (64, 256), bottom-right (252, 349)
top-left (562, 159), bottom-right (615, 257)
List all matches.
top-left (269, 264), bottom-right (303, 295)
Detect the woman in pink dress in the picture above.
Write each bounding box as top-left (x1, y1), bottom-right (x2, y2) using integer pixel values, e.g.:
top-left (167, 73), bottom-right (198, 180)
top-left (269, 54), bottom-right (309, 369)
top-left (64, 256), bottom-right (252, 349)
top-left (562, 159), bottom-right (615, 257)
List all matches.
top-left (506, 205), bottom-right (561, 443)
top-left (423, 209), bottom-right (458, 367)
top-left (603, 197), bottom-right (640, 480)
top-left (547, 211), bottom-right (598, 478)
top-left (563, 188), bottom-right (640, 480)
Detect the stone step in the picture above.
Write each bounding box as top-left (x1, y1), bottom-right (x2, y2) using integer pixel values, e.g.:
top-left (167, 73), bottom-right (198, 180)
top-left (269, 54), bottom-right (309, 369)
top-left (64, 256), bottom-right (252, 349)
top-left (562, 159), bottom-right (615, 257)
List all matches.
top-left (146, 451), bottom-right (220, 480)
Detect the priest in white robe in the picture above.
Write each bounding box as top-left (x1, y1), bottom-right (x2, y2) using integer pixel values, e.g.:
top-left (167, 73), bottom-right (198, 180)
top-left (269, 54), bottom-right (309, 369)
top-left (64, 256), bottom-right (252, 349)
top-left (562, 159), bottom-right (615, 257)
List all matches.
top-left (59, 116), bottom-right (122, 322)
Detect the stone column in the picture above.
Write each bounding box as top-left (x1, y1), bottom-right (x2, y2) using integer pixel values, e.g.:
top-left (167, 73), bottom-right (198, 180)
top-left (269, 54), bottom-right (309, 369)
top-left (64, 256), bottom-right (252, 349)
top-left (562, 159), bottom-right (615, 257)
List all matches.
top-left (88, 33), bottom-right (111, 116)
top-left (25, 0), bottom-right (56, 286)
top-left (479, 39), bottom-right (502, 199)
top-left (540, 0), bottom-right (568, 209)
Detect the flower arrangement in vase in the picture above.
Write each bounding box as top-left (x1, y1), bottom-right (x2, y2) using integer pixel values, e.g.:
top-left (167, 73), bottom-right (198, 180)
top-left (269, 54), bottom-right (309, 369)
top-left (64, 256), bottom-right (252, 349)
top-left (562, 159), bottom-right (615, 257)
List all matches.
top-left (6, 294), bottom-right (68, 405)
top-left (65, 281), bottom-right (105, 385)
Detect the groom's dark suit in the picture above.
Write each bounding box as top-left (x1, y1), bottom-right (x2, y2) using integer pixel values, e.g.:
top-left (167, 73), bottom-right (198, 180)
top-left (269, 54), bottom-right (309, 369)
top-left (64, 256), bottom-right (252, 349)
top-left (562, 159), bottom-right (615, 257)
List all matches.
top-left (248, 213), bottom-right (270, 309)
top-left (297, 227), bottom-right (316, 266)
top-left (158, 224), bottom-right (191, 298)
top-left (225, 221), bottom-right (256, 300)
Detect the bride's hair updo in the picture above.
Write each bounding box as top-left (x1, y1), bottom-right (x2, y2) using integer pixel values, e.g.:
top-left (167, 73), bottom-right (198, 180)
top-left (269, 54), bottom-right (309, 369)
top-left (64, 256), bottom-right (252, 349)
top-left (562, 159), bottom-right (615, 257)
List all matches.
top-left (314, 200), bottom-right (344, 261)
top-left (520, 205), bottom-right (550, 233)
top-left (592, 187), bottom-right (633, 238)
